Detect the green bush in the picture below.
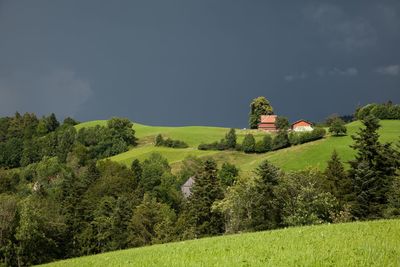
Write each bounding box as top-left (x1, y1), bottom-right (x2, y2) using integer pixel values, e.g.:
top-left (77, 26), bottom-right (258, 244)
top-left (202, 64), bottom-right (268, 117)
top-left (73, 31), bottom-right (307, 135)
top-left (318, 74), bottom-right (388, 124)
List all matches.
top-left (289, 128), bottom-right (326, 146)
top-left (197, 129), bottom-right (235, 151)
top-left (254, 135), bottom-right (273, 153)
top-left (155, 134), bottom-right (188, 148)
top-left (272, 131), bottom-right (290, 150)
top-left (242, 134), bottom-right (256, 153)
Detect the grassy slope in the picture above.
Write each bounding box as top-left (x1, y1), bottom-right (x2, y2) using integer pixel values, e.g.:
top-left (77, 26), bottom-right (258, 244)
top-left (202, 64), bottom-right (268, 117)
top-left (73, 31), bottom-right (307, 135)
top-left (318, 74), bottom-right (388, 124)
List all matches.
top-left (75, 120), bottom-right (400, 173)
top-left (40, 219), bottom-right (400, 267)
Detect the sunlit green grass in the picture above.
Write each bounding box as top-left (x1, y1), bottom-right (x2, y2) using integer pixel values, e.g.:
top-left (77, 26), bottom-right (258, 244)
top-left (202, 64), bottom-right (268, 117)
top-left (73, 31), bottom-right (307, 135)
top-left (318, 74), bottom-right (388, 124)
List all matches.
top-left (75, 120), bottom-right (400, 173)
top-left (40, 219), bottom-right (400, 267)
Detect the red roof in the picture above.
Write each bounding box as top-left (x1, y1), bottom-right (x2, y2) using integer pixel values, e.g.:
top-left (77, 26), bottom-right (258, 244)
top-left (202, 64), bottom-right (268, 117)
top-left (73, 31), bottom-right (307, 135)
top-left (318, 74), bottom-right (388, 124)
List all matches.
top-left (260, 115), bottom-right (277, 123)
top-left (291, 120), bottom-right (313, 127)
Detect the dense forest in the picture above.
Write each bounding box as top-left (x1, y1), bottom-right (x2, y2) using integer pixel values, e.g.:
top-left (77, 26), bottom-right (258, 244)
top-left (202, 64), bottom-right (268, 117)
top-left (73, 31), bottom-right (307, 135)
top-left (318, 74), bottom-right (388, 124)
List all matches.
top-left (0, 107), bottom-right (399, 266)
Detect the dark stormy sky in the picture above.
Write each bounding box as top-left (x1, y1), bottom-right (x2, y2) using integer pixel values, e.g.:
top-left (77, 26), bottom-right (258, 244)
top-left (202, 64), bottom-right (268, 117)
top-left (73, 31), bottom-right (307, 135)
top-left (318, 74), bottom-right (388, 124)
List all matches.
top-left (0, 1), bottom-right (399, 127)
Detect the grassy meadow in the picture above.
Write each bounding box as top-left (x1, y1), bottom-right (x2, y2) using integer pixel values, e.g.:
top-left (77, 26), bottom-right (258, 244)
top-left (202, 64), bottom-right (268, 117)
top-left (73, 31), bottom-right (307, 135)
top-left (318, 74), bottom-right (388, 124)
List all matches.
top-left (75, 120), bottom-right (400, 174)
top-left (40, 219), bottom-right (400, 267)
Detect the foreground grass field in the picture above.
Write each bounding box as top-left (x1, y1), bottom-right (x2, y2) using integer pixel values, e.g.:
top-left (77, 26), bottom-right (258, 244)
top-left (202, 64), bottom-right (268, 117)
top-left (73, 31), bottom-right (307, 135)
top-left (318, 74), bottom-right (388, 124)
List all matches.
top-left (41, 219), bottom-right (400, 267)
top-left (75, 120), bottom-right (400, 173)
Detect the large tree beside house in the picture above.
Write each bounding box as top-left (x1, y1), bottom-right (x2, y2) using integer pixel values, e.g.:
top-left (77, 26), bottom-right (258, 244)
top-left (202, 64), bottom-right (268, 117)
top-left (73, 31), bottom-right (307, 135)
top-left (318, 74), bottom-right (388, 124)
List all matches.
top-left (249, 97), bottom-right (274, 129)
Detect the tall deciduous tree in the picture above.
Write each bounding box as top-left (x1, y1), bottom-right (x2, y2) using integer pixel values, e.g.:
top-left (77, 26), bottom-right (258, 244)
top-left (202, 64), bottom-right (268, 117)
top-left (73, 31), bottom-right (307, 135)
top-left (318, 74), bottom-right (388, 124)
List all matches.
top-left (275, 116), bottom-right (289, 130)
top-left (0, 194), bottom-right (18, 266)
top-left (127, 194), bottom-right (176, 247)
top-left (329, 117), bottom-right (347, 136)
top-left (248, 97), bottom-right (274, 129)
top-left (107, 117), bottom-right (136, 146)
top-left (15, 196), bottom-right (68, 266)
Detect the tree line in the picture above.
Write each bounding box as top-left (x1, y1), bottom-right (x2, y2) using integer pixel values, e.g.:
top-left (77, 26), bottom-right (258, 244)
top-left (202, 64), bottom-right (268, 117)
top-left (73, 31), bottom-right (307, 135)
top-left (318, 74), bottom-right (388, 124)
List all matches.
top-left (356, 101), bottom-right (400, 120)
top-left (198, 127), bottom-right (326, 153)
top-left (0, 113), bottom-right (136, 169)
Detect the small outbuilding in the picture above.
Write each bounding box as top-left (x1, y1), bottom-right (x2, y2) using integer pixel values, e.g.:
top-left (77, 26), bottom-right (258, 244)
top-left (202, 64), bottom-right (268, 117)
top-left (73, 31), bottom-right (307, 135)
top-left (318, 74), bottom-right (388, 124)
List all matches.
top-left (258, 115), bottom-right (277, 132)
top-left (181, 176), bottom-right (195, 198)
top-left (291, 120), bottom-right (313, 132)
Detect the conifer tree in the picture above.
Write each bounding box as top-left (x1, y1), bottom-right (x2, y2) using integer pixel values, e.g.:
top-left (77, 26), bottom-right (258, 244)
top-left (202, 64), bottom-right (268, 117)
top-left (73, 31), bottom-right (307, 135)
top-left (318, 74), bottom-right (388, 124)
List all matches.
top-left (349, 115), bottom-right (398, 219)
top-left (187, 159), bottom-right (224, 237)
top-left (250, 160), bottom-right (281, 230)
top-left (324, 150), bottom-right (351, 204)
top-left (225, 128), bottom-right (237, 149)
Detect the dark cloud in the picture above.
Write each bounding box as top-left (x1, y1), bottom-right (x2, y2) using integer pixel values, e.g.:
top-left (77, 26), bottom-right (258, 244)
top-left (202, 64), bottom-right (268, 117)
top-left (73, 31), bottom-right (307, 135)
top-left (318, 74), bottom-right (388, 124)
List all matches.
top-left (304, 3), bottom-right (377, 51)
top-left (376, 65), bottom-right (400, 76)
top-left (0, 69), bottom-right (92, 118)
top-left (0, 0), bottom-right (399, 126)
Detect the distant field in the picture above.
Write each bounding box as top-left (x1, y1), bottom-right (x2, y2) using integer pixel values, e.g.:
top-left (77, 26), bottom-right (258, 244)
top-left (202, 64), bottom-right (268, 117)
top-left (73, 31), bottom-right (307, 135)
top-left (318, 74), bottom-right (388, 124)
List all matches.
top-left (40, 219), bottom-right (400, 267)
top-left (75, 120), bottom-right (400, 173)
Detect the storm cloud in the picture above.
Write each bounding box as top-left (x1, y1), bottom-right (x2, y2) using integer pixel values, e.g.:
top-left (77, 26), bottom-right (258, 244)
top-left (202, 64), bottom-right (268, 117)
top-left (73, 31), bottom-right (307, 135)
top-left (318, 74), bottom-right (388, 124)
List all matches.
top-left (0, 69), bottom-right (92, 118)
top-left (0, 0), bottom-right (399, 127)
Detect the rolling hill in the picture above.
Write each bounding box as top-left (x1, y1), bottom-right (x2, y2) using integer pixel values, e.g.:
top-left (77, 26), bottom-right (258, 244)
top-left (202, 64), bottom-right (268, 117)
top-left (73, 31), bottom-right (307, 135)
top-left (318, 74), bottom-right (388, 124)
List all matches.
top-left (40, 219), bottom-right (400, 267)
top-left (75, 120), bottom-right (400, 174)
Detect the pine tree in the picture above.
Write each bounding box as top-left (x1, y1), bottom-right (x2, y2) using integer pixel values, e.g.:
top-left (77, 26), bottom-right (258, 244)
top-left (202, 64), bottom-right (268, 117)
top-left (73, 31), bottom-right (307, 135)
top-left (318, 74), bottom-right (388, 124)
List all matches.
top-left (187, 159), bottom-right (224, 237)
top-left (225, 128), bottom-right (237, 149)
top-left (349, 115), bottom-right (398, 219)
top-left (250, 160), bottom-right (281, 230)
top-left (324, 150), bottom-right (351, 204)
top-left (47, 113), bottom-right (60, 132)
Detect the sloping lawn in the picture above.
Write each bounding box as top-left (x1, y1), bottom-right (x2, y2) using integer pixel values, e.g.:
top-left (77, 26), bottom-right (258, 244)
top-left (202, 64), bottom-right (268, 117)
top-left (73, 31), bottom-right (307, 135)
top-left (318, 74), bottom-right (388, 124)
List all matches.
top-left (40, 219), bottom-right (400, 267)
top-left (75, 120), bottom-right (400, 172)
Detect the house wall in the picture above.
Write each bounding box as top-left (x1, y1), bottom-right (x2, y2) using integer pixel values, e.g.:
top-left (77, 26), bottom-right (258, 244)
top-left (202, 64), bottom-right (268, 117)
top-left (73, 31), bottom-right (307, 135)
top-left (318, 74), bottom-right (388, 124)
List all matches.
top-left (258, 123), bottom-right (277, 131)
top-left (293, 125), bottom-right (313, 132)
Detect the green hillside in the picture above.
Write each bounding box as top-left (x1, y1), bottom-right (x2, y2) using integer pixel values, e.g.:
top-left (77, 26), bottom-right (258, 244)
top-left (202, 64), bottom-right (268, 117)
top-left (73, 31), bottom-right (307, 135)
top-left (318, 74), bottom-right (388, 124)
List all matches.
top-left (75, 120), bottom-right (400, 173)
top-left (40, 219), bottom-right (400, 267)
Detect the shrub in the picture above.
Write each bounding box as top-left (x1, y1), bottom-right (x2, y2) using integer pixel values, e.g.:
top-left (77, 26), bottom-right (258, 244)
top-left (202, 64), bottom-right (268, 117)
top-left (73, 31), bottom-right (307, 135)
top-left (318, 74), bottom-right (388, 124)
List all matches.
top-left (262, 135), bottom-right (273, 152)
top-left (289, 128), bottom-right (326, 146)
top-left (272, 131), bottom-right (290, 150)
top-left (155, 135), bottom-right (188, 148)
top-left (288, 132), bottom-right (300, 145)
top-left (254, 135), bottom-right (273, 153)
top-left (235, 143), bottom-right (243, 151)
top-left (225, 129), bottom-right (237, 149)
top-left (242, 134), bottom-right (256, 153)
top-left (197, 129), bottom-right (234, 151)
top-left (255, 140), bottom-right (266, 153)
